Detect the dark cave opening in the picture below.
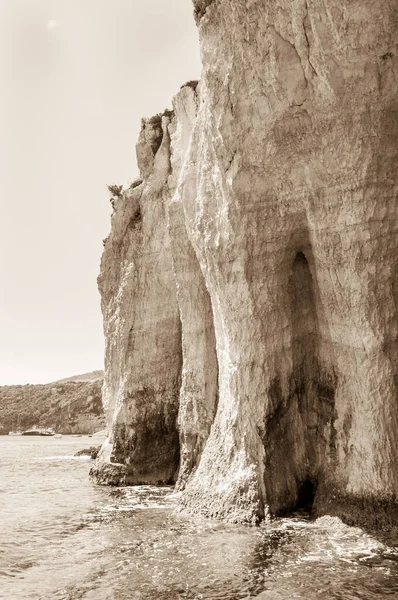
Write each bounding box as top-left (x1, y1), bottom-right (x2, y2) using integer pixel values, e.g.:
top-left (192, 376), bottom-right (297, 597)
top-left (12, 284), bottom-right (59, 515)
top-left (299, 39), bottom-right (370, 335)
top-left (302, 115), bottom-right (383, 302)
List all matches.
top-left (296, 479), bottom-right (317, 512)
top-left (294, 250), bottom-right (308, 264)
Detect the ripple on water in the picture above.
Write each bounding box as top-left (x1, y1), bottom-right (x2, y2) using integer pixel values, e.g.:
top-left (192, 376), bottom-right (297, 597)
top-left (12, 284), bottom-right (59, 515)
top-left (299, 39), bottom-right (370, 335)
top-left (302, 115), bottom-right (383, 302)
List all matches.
top-left (35, 455), bottom-right (92, 461)
top-left (48, 493), bottom-right (398, 600)
top-left (2, 437), bottom-right (398, 600)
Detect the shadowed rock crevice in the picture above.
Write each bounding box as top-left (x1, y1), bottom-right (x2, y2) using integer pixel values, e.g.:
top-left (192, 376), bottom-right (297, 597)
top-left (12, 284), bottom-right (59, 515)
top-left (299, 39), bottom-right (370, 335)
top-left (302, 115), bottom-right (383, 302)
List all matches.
top-left (383, 263), bottom-right (398, 397)
top-left (91, 374), bottom-right (182, 486)
top-left (264, 248), bottom-right (337, 516)
top-left (296, 479), bottom-right (317, 511)
top-left (176, 287), bottom-right (219, 489)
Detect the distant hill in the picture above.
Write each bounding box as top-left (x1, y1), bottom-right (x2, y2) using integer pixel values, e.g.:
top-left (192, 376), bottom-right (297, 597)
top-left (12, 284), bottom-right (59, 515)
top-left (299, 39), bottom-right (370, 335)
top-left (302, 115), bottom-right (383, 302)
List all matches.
top-left (53, 370), bottom-right (104, 384)
top-left (0, 373), bottom-right (105, 435)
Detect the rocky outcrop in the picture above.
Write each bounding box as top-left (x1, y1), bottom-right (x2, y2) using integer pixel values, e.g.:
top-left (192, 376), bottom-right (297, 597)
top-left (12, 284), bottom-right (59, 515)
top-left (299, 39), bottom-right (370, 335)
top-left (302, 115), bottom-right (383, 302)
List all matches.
top-left (94, 0), bottom-right (398, 528)
top-left (94, 112), bottom-right (182, 486)
top-left (75, 446), bottom-right (101, 459)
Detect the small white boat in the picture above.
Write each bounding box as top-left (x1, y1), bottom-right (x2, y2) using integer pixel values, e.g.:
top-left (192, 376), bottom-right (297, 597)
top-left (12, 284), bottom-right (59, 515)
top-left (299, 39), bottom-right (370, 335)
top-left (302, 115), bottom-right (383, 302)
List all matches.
top-left (22, 427), bottom-right (56, 437)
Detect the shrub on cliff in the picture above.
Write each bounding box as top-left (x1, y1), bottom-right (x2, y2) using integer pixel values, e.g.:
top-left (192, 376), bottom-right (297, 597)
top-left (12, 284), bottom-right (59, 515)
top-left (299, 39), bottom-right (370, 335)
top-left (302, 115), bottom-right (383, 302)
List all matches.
top-left (107, 184), bottom-right (123, 199)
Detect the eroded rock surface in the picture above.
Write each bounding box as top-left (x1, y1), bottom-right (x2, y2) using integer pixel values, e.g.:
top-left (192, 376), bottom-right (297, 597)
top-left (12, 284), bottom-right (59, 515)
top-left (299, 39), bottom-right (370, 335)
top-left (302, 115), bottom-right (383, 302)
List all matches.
top-left (93, 113), bottom-right (182, 486)
top-left (94, 0), bottom-right (398, 527)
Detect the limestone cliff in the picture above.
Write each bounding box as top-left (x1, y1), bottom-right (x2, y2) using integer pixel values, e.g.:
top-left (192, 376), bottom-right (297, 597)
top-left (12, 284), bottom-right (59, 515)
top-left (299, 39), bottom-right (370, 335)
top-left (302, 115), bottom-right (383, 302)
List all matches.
top-left (94, 0), bottom-right (398, 527)
top-left (94, 113), bottom-right (182, 486)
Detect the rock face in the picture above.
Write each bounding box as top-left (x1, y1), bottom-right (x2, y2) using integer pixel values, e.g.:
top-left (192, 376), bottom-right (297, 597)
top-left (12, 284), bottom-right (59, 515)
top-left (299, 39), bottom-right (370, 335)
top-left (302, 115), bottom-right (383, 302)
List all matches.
top-left (94, 0), bottom-right (398, 527)
top-left (95, 113), bottom-right (182, 486)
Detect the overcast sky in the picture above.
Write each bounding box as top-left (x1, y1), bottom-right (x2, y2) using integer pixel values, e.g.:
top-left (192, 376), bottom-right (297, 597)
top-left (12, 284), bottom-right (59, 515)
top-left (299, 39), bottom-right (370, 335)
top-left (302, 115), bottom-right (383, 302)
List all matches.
top-left (0, 0), bottom-right (201, 385)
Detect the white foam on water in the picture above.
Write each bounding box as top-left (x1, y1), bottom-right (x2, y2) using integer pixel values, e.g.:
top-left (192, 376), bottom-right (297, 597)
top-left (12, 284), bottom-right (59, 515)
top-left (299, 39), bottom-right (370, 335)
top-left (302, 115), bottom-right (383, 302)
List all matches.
top-left (35, 455), bottom-right (92, 461)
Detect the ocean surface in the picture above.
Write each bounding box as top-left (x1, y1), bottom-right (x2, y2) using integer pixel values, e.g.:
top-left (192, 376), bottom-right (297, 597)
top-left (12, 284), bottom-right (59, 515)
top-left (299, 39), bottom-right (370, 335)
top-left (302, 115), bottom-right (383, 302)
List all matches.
top-left (1, 436), bottom-right (398, 600)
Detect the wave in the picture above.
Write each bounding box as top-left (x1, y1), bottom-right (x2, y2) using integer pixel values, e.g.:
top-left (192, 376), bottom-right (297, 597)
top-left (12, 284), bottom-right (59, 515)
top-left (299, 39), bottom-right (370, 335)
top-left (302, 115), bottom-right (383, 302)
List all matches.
top-left (34, 455), bottom-right (91, 461)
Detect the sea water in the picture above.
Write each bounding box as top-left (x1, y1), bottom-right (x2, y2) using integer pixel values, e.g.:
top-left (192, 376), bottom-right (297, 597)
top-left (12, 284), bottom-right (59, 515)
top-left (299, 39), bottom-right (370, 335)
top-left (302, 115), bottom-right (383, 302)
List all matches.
top-left (1, 436), bottom-right (398, 600)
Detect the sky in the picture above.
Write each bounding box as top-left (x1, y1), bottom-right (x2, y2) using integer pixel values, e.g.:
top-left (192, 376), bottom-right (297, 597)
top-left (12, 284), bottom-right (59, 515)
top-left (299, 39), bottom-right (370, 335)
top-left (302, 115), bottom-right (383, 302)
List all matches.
top-left (0, 0), bottom-right (201, 385)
